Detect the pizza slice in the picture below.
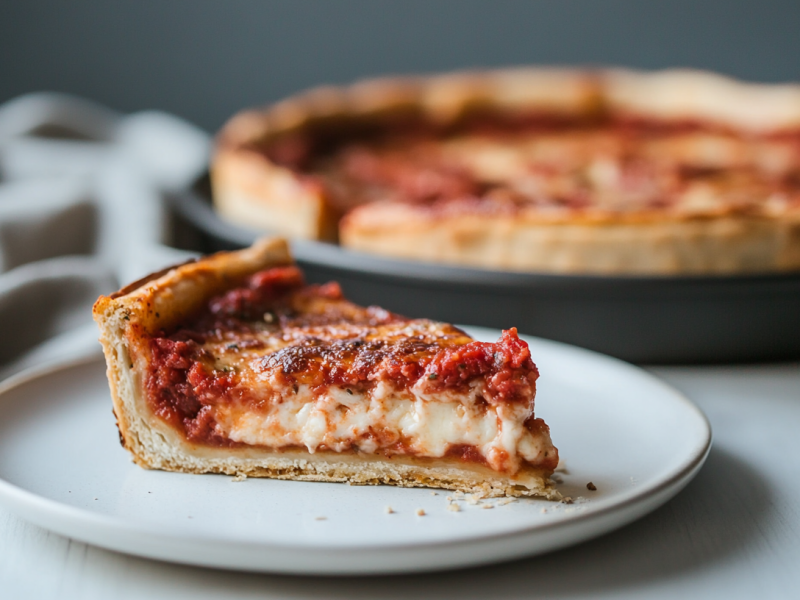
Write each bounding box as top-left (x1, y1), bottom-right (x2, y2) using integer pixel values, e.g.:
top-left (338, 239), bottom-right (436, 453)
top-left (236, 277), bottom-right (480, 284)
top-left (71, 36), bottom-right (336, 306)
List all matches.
top-left (93, 238), bottom-right (559, 498)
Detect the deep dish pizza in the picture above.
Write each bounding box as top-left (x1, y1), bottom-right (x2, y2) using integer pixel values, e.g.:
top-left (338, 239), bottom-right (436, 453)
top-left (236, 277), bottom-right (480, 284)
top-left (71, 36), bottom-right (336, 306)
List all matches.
top-left (212, 68), bottom-right (800, 274)
top-left (93, 238), bottom-right (559, 498)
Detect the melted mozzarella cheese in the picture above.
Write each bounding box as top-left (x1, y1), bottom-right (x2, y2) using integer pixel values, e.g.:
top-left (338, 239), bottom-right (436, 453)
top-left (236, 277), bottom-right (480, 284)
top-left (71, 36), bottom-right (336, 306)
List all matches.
top-left (212, 380), bottom-right (551, 472)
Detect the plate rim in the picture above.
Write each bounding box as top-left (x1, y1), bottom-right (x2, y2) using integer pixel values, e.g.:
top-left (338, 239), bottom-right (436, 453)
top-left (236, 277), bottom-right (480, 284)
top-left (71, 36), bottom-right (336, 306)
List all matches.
top-left (0, 336), bottom-right (712, 570)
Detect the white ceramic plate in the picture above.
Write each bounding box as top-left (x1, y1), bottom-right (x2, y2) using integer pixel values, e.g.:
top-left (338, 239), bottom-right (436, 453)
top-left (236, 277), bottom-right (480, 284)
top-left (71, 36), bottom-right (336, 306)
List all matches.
top-left (0, 328), bottom-right (711, 575)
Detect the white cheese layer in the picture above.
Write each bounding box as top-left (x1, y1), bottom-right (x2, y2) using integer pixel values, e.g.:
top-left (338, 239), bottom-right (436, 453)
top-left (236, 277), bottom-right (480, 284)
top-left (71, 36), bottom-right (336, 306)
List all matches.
top-left (212, 380), bottom-right (553, 473)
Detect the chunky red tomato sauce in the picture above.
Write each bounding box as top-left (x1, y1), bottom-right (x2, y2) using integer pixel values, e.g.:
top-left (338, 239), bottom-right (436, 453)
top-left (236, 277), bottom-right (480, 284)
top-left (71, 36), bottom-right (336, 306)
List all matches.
top-left (144, 266), bottom-right (541, 451)
top-left (423, 328), bottom-right (538, 402)
top-left (146, 337), bottom-right (239, 446)
top-left (254, 326), bottom-right (536, 400)
top-left (209, 265), bottom-right (305, 320)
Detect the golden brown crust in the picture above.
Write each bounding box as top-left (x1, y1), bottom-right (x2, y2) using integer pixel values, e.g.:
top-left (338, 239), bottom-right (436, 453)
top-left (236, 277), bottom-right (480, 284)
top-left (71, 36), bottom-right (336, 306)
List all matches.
top-left (92, 238), bottom-right (294, 479)
top-left (138, 445), bottom-right (560, 499)
top-left (211, 151), bottom-right (339, 241)
top-left (341, 204), bottom-right (800, 275)
top-left (214, 68), bottom-right (601, 150)
top-left (213, 67), bottom-right (800, 274)
top-left (605, 68), bottom-right (800, 132)
top-left (95, 237), bottom-right (293, 335)
top-left (92, 238), bottom-right (559, 498)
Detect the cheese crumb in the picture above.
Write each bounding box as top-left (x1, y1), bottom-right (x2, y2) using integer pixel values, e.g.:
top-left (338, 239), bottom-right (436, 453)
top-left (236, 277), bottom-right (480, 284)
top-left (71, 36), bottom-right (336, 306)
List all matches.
top-left (315, 516), bottom-right (327, 521)
top-left (466, 494), bottom-right (479, 505)
top-left (231, 473), bottom-right (247, 482)
top-left (497, 498), bottom-right (517, 506)
top-left (385, 506), bottom-right (395, 514)
top-left (415, 508), bottom-right (426, 516)
top-left (481, 503), bottom-right (495, 509)
top-left (446, 503), bottom-right (460, 512)
top-left (430, 491), bottom-right (438, 496)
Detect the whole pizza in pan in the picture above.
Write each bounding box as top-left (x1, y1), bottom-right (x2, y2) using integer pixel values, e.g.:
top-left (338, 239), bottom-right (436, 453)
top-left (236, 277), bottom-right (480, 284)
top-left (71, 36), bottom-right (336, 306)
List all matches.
top-left (212, 68), bottom-right (800, 274)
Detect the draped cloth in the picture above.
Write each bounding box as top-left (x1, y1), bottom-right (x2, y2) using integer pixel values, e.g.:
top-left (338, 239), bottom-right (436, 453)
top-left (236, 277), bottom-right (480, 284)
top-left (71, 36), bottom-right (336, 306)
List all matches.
top-left (0, 93), bottom-right (209, 379)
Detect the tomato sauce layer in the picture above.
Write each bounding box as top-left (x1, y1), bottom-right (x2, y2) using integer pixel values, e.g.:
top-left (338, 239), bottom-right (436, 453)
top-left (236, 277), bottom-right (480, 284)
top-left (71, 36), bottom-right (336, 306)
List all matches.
top-left (253, 111), bottom-right (800, 217)
top-left (143, 266), bottom-right (541, 456)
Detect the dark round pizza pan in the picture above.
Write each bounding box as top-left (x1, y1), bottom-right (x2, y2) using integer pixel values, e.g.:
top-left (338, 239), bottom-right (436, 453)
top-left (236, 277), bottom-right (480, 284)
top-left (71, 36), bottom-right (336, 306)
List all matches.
top-left (168, 174), bottom-right (800, 365)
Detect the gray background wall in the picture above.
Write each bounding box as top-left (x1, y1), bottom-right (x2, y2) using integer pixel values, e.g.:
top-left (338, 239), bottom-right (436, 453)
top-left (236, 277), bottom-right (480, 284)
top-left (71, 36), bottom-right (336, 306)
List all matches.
top-left (1, 0), bottom-right (798, 132)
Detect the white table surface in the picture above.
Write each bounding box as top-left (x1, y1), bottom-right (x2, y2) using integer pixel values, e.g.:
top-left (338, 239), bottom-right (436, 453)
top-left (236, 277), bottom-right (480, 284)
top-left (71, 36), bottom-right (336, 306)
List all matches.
top-left (1, 362), bottom-right (798, 600)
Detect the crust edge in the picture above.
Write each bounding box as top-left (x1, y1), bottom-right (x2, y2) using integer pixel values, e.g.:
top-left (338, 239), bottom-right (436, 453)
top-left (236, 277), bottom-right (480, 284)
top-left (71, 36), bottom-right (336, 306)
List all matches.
top-left (341, 204), bottom-right (800, 274)
top-left (92, 237), bottom-right (294, 486)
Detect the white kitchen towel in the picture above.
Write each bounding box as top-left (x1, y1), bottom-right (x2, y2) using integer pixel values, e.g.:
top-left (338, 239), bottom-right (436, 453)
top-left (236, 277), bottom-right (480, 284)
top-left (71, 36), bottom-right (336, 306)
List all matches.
top-left (0, 92), bottom-right (210, 379)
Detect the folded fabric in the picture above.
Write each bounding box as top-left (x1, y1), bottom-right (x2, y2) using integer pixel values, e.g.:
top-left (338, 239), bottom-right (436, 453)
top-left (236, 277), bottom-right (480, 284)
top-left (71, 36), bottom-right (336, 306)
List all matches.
top-left (0, 257), bottom-right (114, 380)
top-left (0, 92), bottom-right (209, 379)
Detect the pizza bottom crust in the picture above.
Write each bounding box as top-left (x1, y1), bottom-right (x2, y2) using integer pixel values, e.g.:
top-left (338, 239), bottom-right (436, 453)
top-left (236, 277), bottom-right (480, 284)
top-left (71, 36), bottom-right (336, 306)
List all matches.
top-left (133, 444), bottom-right (561, 499)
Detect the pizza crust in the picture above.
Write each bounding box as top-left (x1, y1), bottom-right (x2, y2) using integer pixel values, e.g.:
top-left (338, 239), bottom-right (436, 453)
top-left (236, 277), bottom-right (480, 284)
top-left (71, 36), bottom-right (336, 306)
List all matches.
top-left (213, 68), bottom-right (800, 274)
top-left (92, 238), bottom-right (559, 498)
top-left (92, 237), bottom-right (294, 475)
top-left (212, 151), bottom-right (338, 241)
top-left (605, 68), bottom-right (800, 132)
top-left (341, 203), bottom-right (800, 274)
